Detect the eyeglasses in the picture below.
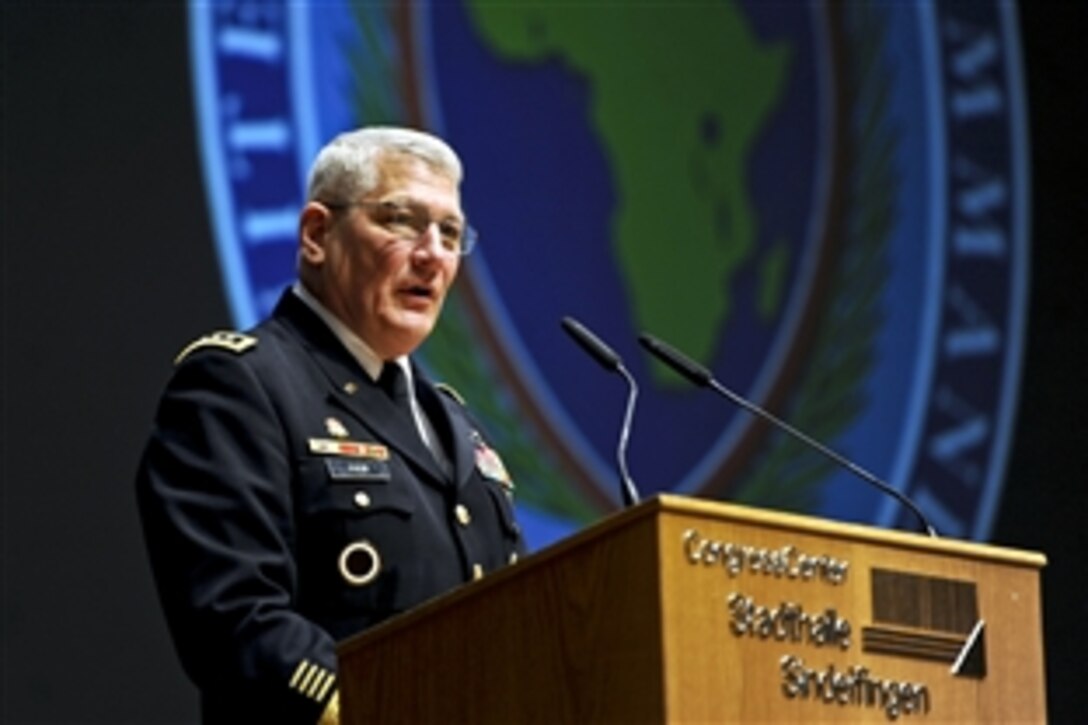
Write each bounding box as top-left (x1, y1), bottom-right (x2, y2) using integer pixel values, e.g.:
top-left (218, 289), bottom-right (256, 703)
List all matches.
top-left (322, 198), bottom-right (478, 256)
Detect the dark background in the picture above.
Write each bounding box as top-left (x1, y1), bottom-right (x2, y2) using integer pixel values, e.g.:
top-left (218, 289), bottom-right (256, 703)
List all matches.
top-left (2, 3), bottom-right (1085, 722)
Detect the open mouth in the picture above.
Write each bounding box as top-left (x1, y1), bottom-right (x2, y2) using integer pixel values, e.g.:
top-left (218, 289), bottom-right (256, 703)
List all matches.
top-left (400, 284), bottom-right (436, 304)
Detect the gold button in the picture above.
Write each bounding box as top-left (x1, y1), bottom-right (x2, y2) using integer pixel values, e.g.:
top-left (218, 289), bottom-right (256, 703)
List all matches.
top-left (473, 564), bottom-right (484, 581)
top-left (455, 504), bottom-right (471, 526)
top-left (353, 491), bottom-right (371, 509)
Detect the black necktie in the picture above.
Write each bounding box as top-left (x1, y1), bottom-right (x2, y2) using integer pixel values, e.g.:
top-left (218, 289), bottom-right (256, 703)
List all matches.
top-left (380, 361), bottom-right (453, 476)
top-left (378, 361), bottom-right (413, 420)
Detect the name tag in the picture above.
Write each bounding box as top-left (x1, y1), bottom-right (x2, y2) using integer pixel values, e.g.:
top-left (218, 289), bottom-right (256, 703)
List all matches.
top-left (324, 458), bottom-right (391, 481)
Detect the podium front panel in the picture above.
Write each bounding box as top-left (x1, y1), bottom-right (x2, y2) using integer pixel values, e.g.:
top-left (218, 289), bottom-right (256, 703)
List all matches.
top-left (655, 496), bottom-right (1045, 722)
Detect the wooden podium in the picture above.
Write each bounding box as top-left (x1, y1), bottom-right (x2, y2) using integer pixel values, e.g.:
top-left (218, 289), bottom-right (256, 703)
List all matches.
top-left (337, 495), bottom-right (1046, 723)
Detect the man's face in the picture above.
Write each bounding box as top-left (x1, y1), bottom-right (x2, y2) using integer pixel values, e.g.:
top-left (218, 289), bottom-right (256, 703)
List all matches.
top-left (301, 152), bottom-right (463, 360)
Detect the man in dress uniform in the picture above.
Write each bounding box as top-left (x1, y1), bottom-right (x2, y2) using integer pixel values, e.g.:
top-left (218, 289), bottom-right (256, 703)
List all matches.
top-left (137, 127), bottom-right (524, 724)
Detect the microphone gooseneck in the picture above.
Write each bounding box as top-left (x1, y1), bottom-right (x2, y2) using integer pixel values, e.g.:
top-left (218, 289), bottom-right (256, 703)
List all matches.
top-left (561, 317), bottom-right (641, 508)
top-left (638, 332), bottom-right (938, 537)
top-left (614, 364), bottom-right (640, 507)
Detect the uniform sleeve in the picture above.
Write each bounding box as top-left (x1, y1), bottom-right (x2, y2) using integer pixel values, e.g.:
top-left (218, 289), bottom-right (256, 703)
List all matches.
top-left (136, 348), bottom-right (338, 723)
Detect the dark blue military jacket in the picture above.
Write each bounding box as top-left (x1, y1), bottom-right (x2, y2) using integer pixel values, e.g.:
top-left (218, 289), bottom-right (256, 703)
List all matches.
top-left (136, 290), bottom-right (524, 724)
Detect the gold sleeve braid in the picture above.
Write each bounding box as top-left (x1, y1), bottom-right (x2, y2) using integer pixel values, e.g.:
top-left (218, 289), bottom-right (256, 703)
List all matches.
top-left (288, 659), bottom-right (338, 723)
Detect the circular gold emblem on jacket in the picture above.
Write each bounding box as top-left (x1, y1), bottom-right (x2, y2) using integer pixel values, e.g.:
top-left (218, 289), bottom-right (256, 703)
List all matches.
top-left (338, 540), bottom-right (381, 586)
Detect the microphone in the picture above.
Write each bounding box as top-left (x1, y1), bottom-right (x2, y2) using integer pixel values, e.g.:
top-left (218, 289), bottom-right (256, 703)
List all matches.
top-left (638, 332), bottom-right (938, 537)
top-left (561, 316), bottom-right (623, 372)
top-left (561, 317), bottom-right (641, 508)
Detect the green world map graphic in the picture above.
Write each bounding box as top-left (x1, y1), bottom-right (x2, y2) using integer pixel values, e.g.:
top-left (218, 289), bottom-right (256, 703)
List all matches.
top-left (467, 3), bottom-right (791, 373)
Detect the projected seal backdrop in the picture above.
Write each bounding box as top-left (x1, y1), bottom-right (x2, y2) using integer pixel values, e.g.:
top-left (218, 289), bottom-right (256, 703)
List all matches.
top-left (190, 1), bottom-right (1029, 548)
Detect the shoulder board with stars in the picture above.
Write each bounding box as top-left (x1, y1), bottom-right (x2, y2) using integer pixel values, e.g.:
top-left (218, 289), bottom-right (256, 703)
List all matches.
top-left (174, 330), bottom-right (258, 365)
top-left (434, 382), bottom-right (466, 407)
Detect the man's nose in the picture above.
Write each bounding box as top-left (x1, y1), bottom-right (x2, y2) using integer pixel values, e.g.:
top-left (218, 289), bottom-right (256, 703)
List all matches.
top-left (409, 225), bottom-right (442, 262)
top-left (413, 223), bottom-right (451, 258)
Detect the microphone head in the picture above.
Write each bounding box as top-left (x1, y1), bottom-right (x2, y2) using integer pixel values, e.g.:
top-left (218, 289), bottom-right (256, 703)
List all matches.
top-left (638, 333), bottom-right (713, 387)
top-left (561, 317), bottom-right (623, 372)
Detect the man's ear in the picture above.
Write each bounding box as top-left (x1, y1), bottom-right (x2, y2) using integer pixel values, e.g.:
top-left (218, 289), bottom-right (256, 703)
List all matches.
top-left (299, 202), bottom-right (333, 265)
